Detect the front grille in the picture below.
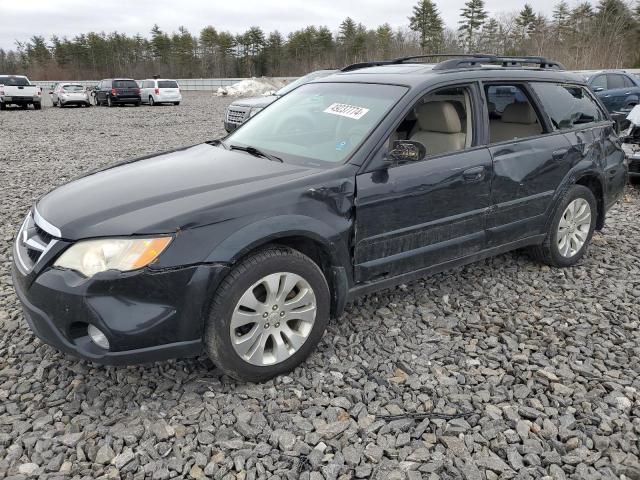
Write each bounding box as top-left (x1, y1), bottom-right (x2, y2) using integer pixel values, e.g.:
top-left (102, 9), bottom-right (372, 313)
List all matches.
top-left (226, 107), bottom-right (248, 125)
top-left (15, 211), bottom-right (60, 273)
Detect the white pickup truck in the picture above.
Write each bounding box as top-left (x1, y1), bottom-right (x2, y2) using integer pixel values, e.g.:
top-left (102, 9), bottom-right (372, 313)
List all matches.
top-left (0, 75), bottom-right (42, 110)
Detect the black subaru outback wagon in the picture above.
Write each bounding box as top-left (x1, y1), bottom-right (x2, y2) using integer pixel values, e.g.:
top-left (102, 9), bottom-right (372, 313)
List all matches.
top-left (12, 55), bottom-right (627, 382)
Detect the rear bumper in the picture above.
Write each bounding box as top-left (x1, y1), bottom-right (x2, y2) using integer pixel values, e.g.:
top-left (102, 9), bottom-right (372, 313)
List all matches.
top-left (2, 96), bottom-right (39, 105)
top-left (155, 94), bottom-right (182, 103)
top-left (111, 96), bottom-right (140, 104)
top-left (629, 157), bottom-right (640, 177)
top-left (12, 252), bottom-right (229, 365)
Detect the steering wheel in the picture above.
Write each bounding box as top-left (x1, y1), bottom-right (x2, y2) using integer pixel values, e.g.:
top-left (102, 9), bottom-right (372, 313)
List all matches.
top-left (274, 112), bottom-right (317, 135)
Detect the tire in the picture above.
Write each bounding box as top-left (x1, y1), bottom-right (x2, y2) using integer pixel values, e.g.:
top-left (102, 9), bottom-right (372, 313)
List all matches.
top-left (21, 104), bottom-right (28, 109)
top-left (174, 102), bottom-right (180, 106)
top-left (134, 101), bottom-right (140, 107)
top-left (529, 184), bottom-right (597, 267)
top-left (0, 102), bottom-right (5, 111)
top-left (34, 102), bottom-right (41, 110)
top-left (204, 246), bottom-right (330, 382)
top-left (107, 96), bottom-right (114, 107)
top-left (149, 96), bottom-right (155, 106)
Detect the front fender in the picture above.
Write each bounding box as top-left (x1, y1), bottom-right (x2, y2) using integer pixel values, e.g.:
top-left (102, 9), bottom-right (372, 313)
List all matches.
top-left (205, 214), bottom-right (352, 269)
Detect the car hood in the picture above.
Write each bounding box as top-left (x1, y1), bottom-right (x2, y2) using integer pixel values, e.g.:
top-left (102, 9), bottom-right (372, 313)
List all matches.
top-left (230, 95), bottom-right (278, 108)
top-left (36, 143), bottom-right (318, 240)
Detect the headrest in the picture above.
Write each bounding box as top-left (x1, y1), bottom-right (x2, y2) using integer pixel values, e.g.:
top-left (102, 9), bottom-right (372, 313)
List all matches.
top-left (415, 101), bottom-right (462, 133)
top-left (502, 102), bottom-right (537, 124)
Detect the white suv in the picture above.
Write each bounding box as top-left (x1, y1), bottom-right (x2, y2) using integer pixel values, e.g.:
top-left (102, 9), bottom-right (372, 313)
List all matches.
top-left (139, 79), bottom-right (182, 106)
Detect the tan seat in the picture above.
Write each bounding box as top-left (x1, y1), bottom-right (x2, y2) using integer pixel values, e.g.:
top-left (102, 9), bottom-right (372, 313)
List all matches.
top-left (489, 102), bottom-right (542, 143)
top-left (409, 101), bottom-right (466, 156)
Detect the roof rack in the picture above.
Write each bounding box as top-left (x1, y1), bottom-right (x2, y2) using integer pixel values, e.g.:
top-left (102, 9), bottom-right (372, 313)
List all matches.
top-left (340, 54), bottom-right (565, 72)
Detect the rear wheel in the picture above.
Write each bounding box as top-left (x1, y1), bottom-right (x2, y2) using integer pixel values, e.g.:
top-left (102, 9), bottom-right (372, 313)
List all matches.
top-left (174, 102), bottom-right (180, 106)
top-left (149, 96), bottom-right (155, 106)
top-left (107, 96), bottom-right (114, 107)
top-left (204, 246), bottom-right (330, 382)
top-left (0, 102), bottom-right (5, 111)
top-left (33, 102), bottom-right (41, 110)
top-left (530, 184), bottom-right (597, 267)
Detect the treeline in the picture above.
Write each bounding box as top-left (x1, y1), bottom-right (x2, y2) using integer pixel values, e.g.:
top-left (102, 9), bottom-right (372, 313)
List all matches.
top-left (0, 0), bottom-right (638, 80)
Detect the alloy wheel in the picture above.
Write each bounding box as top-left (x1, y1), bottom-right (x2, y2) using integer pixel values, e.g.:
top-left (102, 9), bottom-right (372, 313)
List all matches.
top-left (557, 198), bottom-right (591, 258)
top-left (230, 272), bottom-right (317, 366)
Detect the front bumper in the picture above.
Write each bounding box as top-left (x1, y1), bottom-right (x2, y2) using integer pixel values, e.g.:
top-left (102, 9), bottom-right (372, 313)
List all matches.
top-left (12, 247), bottom-right (229, 365)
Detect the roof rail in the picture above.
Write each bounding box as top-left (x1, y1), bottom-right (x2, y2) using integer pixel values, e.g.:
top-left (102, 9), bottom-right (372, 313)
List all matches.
top-left (431, 54), bottom-right (565, 70)
top-left (341, 53), bottom-right (565, 72)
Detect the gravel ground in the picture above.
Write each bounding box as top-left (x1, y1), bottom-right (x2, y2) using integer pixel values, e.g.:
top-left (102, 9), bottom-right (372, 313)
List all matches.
top-left (0, 92), bottom-right (639, 480)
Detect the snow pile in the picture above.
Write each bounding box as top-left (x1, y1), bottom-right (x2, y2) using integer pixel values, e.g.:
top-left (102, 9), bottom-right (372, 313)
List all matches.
top-left (216, 77), bottom-right (290, 97)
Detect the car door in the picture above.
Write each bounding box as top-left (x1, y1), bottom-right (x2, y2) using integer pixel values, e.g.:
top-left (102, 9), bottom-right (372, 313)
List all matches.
top-left (620, 74), bottom-right (640, 111)
top-left (604, 74), bottom-right (630, 112)
top-left (532, 82), bottom-right (626, 203)
top-left (353, 82), bottom-right (493, 283)
top-left (483, 82), bottom-right (574, 247)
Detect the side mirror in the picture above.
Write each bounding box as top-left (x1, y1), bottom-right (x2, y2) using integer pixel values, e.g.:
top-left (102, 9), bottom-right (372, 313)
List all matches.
top-left (388, 140), bottom-right (427, 164)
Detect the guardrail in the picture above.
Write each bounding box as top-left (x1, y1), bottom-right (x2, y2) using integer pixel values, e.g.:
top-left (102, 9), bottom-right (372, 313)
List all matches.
top-left (31, 77), bottom-right (298, 91)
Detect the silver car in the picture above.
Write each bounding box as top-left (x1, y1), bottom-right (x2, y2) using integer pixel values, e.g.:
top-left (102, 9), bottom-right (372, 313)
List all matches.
top-left (51, 83), bottom-right (91, 108)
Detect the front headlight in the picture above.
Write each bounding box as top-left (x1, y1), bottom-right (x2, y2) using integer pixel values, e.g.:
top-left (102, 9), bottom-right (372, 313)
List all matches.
top-left (54, 237), bottom-right (172, 277)
top-left (249, 107), bottom-right (263, 117)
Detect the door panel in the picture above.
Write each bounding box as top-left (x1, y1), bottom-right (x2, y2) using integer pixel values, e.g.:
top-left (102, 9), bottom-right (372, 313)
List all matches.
top-left (487, 134), bottom-right (573, 246)
top-left (354, 148), bottom-right (492, 283)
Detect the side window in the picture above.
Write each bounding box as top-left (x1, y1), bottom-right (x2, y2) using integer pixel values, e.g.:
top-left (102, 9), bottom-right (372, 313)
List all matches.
top-left (484, 84), bottom-right (543, 144)
top-left (590, 75), bottom-right (607, 90)
top-left (607, 74), bottom-right (625, 89)
top-left (387, 85), bottom-right (473, 157)
top-left (622, 75), bottom-right (636, 88)
top-left (145, 81), bottom-right (153, 88)
top-left (531, 83), bottom-right (605, 130)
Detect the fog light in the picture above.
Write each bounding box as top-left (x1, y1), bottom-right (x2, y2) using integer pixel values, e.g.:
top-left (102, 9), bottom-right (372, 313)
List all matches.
top-left (87, 324), bottom-right (109, 350)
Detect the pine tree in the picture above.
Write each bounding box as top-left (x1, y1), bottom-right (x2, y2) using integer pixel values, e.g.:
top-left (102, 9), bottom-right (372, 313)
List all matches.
top-left (458, 0), bottom-right (488, 52)
top-left (516, 4), bottom-right (537, 38)
top-left (480, 18), bottom-right (500, 53)
top-left (408, 0), bottom-right (444, 53)
top-left (552, 1), bottom-right (571, 40)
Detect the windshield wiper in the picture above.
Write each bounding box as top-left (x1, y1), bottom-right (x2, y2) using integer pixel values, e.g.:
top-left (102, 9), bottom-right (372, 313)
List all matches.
top-left (229, 144), bottom-right (283, 162)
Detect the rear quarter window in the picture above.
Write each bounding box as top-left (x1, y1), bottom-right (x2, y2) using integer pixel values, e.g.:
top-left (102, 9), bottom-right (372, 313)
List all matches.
top-left (531, 83), bottom-right (606, 130)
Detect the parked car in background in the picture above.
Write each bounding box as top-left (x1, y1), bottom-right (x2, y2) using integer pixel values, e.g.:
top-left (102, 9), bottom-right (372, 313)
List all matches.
top-left (94, 79), bottom-right (141, 107)
top-left (139, 79), bottom-right (182, 105)
top-left (583, 70), bottom-right (640, 113)
top-left (12, 55), bottom-right (627, 382)
top-left (224, 69), bottom-right (337, 132)
top-left (622, 105), bottom-right (640, 183)
top-left (0, 75), bottom-right (41, 110)
top-left (51, 83), bottom-right (91, 107)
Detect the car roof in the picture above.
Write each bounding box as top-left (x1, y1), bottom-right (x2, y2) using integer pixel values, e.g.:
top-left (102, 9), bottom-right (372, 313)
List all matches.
top-left (141, 78), bottom-right (178, 81)
top-left (313, 63), bottom-right (586, 89)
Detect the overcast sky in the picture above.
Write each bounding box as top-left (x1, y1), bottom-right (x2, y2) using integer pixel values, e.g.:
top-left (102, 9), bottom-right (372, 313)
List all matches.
top-left (1, 0), bottom-right (562, 50)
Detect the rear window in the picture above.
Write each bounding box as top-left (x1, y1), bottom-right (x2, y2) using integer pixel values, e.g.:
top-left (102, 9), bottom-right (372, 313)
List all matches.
top-left (158, 81), bottom-right (178, 88)
top-left (531, 83), bottom-right (606, 130)
top-left (113, 80), bottom-right (138, 88)
top-left (63, 85), bottom-right (84, 92)
top-left (0, 76), bottom-right (30, 86)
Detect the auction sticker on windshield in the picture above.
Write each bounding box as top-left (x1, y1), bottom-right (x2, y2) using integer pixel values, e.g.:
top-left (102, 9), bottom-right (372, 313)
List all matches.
top-left (323, 103), bottom-right (370, 120)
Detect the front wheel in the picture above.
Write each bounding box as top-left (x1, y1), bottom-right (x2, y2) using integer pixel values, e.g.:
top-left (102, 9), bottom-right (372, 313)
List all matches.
top-left (149, 96), bottom-right (155, 106)
top-left (204, 246), bottom-right (330, 382)
top-left (33, 102), bottom-right (41, 110)
top-left (530, 184), bottom-right (597, 267)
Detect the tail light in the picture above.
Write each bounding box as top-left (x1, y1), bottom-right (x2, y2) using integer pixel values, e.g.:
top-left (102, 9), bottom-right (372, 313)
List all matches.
top-left (154, 88), bottom-right (159, 95)
top-left (111, 88), bottom-right (117, 96)
top-left (0, 89), bottom-right (4, 95)
top-left (60, 88), bottom-right (66, 93)
top-left (136, 88), bottom-right (140, 95)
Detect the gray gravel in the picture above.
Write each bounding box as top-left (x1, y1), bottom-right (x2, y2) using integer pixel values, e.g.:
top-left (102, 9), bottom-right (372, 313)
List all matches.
top-left (1, 92), bottom-right (639, 479)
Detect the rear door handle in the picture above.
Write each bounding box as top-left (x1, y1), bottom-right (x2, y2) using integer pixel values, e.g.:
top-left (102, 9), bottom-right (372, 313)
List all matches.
top-left (552, 148), bottom-right (569, 160)
top-left (463, 166), bottom-right (485, 182)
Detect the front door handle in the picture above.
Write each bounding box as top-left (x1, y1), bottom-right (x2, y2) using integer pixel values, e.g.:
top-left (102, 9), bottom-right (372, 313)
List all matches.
top-left (463, 166), bottom-right (485, 182)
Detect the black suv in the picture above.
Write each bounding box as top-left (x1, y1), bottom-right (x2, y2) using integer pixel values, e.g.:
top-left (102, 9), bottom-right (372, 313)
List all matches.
top-left (94, 78), bottom-right (141, 107)
top-left (12, 55), bottom-right (627, 382)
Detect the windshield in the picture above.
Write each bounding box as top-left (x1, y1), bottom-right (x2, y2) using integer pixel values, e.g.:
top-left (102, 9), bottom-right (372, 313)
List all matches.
top-left (0, 76), bottom-right (30, 86)
top-left (62, 85), bottom-right (84, 92)
top-left (226, 82), bottom-right (407, 166)
top-left (275, 71), bottom-right (336, 96)
top-left (158, 80), bottom-right (178, 88)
